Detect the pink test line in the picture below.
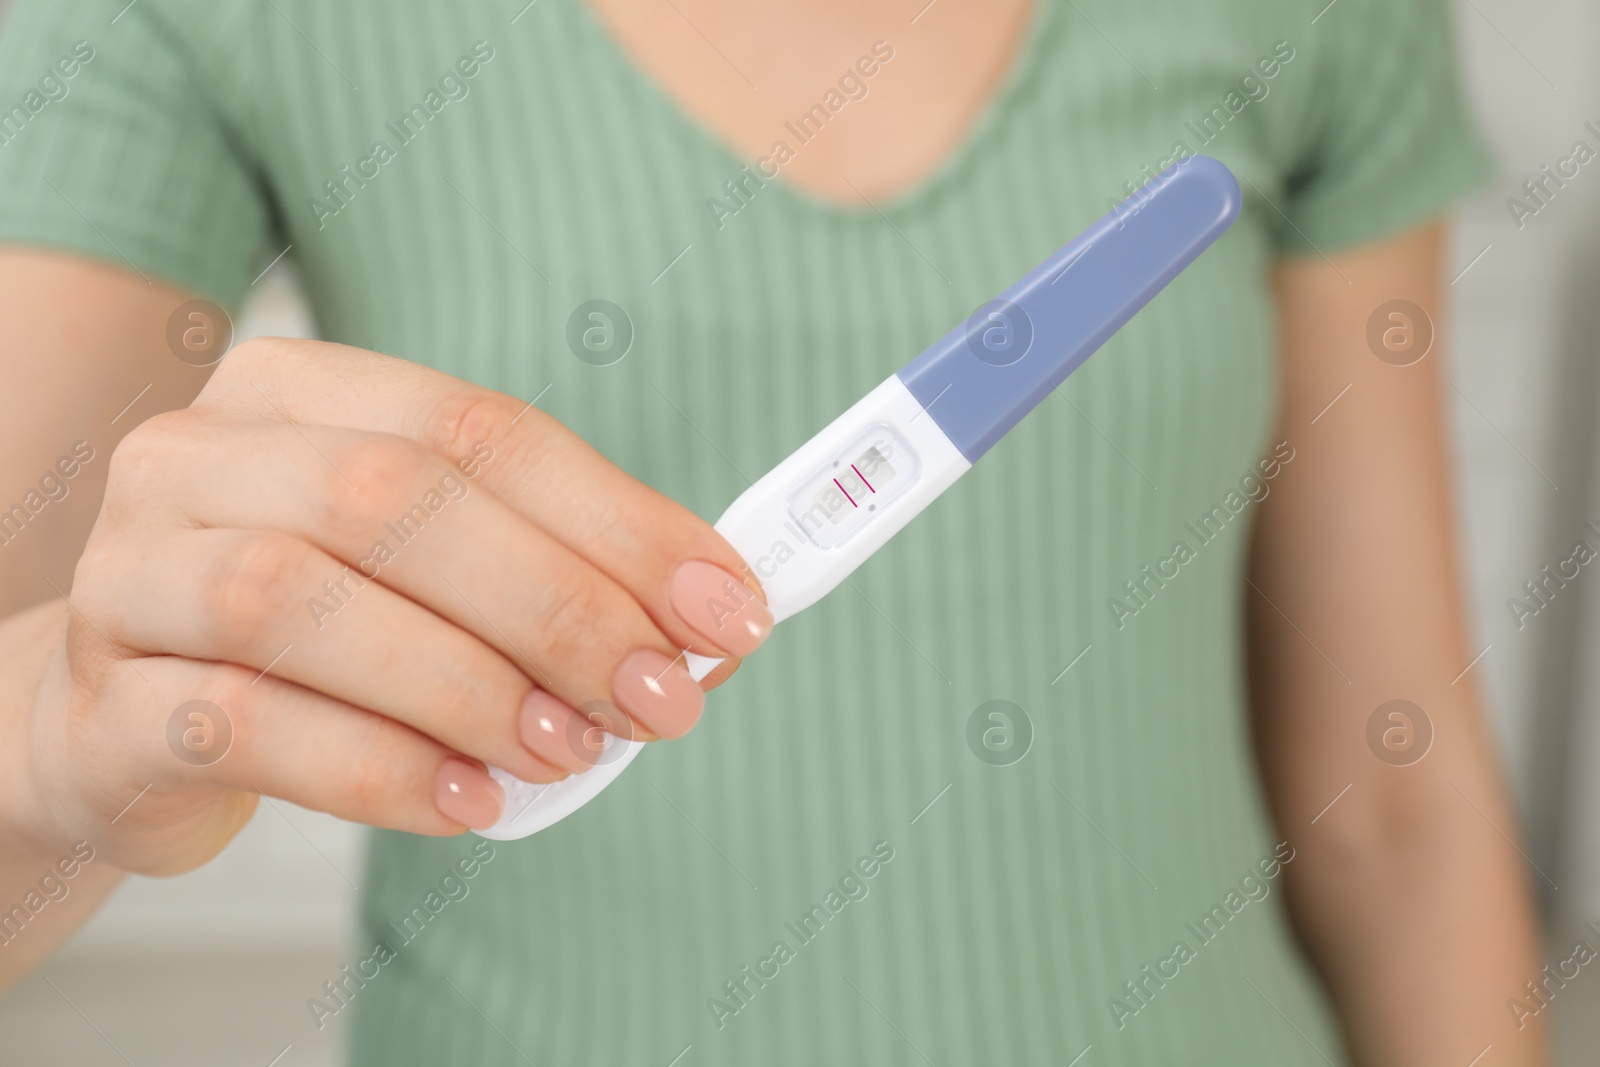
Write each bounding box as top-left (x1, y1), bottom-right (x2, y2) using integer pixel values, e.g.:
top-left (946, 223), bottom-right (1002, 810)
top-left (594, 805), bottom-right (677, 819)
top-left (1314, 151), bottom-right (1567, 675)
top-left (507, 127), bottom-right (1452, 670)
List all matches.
top-left (833, 478), bottom-right (857, 507)
top-left (851, 463), bottom-right (875, 493)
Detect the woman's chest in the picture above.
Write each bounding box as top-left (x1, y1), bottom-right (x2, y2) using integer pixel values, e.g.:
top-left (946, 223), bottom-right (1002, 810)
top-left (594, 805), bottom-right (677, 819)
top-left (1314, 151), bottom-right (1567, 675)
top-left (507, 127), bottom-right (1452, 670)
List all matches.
top-left (244, 0), bottom-right (1300, 502)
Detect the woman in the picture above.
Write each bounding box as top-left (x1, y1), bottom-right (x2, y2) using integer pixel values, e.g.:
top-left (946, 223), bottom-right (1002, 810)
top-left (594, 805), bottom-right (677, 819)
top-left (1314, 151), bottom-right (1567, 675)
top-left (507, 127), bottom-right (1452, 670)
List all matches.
top-left (0, 0), bottom-right (1549, 1063)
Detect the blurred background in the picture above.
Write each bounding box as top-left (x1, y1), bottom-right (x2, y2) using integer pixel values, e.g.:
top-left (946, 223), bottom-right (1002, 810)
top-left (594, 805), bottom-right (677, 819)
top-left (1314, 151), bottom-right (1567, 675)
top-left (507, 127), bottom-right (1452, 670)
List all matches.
top-left (2, 1), bottom-right (1598, 1064)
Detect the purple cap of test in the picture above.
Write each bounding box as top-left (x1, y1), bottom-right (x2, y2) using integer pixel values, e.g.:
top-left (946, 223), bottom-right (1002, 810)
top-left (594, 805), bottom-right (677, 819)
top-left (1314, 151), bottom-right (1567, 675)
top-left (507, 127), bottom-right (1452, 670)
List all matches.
top-left (896, 154), bottom-right (1241, 463)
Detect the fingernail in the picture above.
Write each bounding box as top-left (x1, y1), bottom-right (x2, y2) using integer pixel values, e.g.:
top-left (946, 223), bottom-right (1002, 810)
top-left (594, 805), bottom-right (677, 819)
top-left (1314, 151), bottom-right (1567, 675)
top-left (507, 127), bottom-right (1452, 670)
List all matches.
top-left (518, 689), bottom-right (594, 774)
top-left (612, 649), bottom-right (703, 739)
top-left (669, 560), bottom-right (773, 657)
top-left (434, 757), bottom-right (504, 829)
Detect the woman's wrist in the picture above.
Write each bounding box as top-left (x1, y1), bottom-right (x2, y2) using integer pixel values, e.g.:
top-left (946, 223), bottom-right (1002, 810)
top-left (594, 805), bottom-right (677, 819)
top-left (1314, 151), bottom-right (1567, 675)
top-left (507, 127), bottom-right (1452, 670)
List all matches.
top-left (0, 599), bottom-right (132, 990)
top-left (0, 599), bottom-right (87, 855)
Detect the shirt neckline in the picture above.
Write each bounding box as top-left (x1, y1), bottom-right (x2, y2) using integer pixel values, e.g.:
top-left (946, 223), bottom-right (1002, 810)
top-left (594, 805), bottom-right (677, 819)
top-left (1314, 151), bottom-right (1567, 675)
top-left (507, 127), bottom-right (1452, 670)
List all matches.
top-left (570, 0), bottom-right (1057, 221)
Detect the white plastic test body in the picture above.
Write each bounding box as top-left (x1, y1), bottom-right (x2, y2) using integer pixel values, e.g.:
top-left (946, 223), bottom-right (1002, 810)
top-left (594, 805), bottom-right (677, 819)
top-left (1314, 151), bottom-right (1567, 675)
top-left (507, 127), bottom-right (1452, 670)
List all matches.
top-left (477, 155), bottom-right (1242, 840)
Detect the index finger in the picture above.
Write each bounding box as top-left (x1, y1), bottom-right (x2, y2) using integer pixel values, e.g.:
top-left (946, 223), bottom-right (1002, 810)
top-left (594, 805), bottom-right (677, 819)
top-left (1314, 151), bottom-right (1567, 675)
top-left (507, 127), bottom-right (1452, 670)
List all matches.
top-left (193, 337), bottom-right (770, 661)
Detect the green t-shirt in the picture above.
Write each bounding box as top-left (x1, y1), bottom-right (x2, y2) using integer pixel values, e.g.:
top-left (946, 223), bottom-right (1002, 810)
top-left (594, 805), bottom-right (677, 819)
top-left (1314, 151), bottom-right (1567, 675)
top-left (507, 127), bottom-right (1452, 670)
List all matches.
top-left (0, 1), bottom-right (1491, 1063)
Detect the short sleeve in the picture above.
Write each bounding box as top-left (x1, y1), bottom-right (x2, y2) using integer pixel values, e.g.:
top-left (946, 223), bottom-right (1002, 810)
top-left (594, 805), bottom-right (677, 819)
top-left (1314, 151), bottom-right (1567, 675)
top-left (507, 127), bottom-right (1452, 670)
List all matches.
top-left (0, 0), bottom-right (269, 309)
top-left (1276, 0), bottom-right (1495, 254)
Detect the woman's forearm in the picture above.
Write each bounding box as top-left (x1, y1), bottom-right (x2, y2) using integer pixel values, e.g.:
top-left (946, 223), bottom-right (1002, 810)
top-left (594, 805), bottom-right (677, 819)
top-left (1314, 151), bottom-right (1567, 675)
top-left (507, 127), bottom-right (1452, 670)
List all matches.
top-left (1275, 715), bottom-right (1547, 1065)
top-left (1253, 224), bottom-right (1549, 1065)
top-left (0, 815), bottom-right (126, 990)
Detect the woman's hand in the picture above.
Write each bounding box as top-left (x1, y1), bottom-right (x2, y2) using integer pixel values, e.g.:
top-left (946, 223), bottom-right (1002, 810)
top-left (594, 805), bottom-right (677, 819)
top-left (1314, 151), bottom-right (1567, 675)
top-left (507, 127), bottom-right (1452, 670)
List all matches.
top-left (7, 335), bottom-right (772, 878)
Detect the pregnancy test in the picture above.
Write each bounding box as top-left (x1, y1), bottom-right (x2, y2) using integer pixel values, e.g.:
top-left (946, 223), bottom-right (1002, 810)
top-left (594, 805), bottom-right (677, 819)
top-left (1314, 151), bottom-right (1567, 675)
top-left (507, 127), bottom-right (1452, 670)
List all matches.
top-left (478, 155), bottom-right (1241, 841)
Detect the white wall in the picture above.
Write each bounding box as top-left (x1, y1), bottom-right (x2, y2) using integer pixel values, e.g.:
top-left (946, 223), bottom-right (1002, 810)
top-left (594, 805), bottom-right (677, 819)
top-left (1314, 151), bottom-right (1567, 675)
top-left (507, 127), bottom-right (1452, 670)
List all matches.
top-left (1450, 0), bottom-right (1600, 926)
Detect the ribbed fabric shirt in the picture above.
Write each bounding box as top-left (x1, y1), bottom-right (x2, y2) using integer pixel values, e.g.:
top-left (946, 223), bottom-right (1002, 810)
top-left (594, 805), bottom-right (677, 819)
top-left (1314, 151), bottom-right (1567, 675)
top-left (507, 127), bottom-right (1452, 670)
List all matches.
top-left (0, 0), bottom-right (1492, 1063)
